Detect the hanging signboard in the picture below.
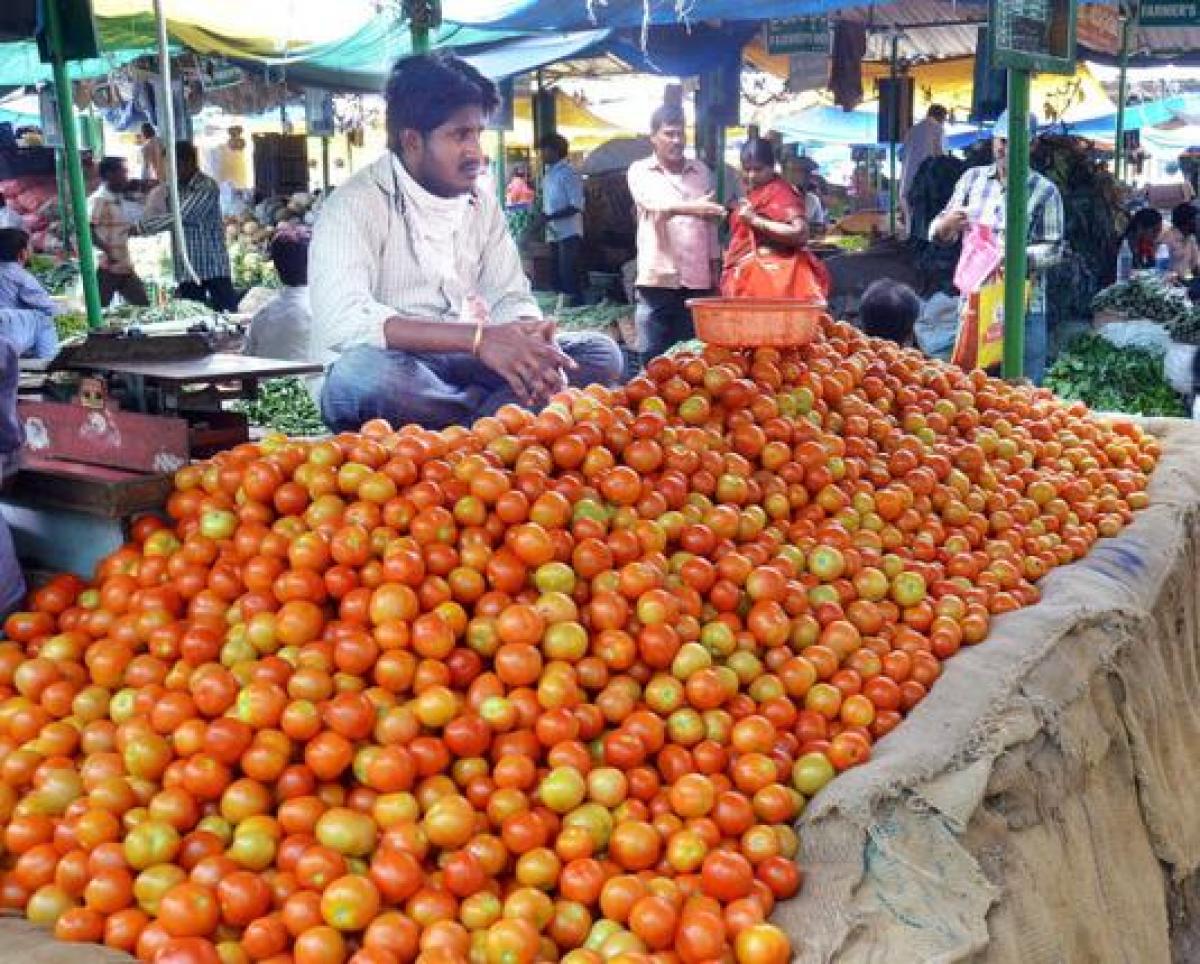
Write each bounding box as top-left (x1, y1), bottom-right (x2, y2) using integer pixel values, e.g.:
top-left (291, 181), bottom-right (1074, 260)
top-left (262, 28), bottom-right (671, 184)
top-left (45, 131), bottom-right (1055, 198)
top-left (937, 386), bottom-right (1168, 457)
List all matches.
top-left (1138, 0), bottom-right (1199, 25)
top-left (987, 0), bottom-right (1078, 75)
top-left (38, 87), bottom-right (62, 148)
top-left (765, 17), bottom-right (830, 56)
top-left (305, 90), bottom-right (336, 137)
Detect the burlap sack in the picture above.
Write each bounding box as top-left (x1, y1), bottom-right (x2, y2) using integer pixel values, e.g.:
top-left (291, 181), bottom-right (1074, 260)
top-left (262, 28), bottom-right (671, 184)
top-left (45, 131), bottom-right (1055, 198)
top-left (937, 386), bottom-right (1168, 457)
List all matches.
top-left (779, 419), bottom-right (1200, 963)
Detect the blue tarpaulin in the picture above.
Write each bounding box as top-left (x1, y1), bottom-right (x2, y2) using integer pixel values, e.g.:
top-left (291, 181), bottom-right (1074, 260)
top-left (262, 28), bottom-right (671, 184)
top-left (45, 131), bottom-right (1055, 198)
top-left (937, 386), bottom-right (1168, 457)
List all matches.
top-left (441, 0), bottom-right (1112, 33)
top-left (440, 0), bottom-right (993, 32)
top-left (605, 21), bottom-right (759, 77)
top-left (1063, 97), bottom-right (1190, 139)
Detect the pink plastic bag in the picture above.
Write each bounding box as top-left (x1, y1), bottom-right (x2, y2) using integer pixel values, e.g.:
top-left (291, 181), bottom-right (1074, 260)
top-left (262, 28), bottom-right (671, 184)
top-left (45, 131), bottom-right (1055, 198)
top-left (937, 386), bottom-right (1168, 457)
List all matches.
top-left (954, 224), bottom-right (1004, 295)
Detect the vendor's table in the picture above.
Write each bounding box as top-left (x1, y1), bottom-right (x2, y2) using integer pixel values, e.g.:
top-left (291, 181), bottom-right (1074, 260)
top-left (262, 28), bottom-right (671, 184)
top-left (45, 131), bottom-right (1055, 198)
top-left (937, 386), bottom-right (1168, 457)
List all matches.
top-left (2, 423), bottom-right (1200, 962)
top-left (781, 418), bottom-right (1200, 963)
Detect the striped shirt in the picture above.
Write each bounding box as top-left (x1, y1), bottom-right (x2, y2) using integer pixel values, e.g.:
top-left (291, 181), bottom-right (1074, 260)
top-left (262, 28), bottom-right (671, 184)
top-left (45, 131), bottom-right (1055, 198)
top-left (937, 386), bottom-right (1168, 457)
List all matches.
top-left (139, 173), bottom-right (231, 282)
top-left (309, 153), bottom-right (540, 359)
top-left (933, 164), bottom-right (1064, 270)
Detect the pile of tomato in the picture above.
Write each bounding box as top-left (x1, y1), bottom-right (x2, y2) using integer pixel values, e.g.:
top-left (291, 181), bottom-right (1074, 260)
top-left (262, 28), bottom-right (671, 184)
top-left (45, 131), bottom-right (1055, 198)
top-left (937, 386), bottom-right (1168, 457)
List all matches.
top-left (0, 323), bottom-right (1160, 964)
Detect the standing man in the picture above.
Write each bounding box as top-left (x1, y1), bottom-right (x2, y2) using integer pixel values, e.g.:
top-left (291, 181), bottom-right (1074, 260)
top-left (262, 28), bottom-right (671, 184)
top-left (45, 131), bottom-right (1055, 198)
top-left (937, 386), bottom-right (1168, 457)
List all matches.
top-left (538, 134), bottom-right (585, 307)
top-left (89, 157), bottom-right (149, 307)
top-left (901, 104), bottom-right (947, 237)
top-left (136, 142), bottom-right (239, 311)
top-left (627, 105), bottom-right (726, 362)
top-left (310, 53), bottom-right (622, 432)
top-left (140, 123), bottom-right (165, 184)
top-left (931, 110), bottom-right (1063, 382)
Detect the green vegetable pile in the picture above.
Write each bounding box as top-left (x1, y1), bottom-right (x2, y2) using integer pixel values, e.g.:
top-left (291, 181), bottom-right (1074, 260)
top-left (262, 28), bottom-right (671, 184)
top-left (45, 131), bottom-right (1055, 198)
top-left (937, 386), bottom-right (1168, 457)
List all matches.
top-left (553, 302), bottom-right (632, 334)
top-left (28, 255), bottom-right (79, 296)
top-left (506, 209), bottom-right (539, 247)
top-left (104, 301), bottom-right (218, 326)
top-left (54, 310), bottom-right (89, 342)
top-left (826, 235), bottom-right (869, 254)
top-left (1045, 333), bottom-right (1186, 417)
top-left (230, 240), bottom-right (280, 291)
top-left (1092, 275), bottom-right (1200, 340)
top-left (231, 377), bottom-right (326, 437)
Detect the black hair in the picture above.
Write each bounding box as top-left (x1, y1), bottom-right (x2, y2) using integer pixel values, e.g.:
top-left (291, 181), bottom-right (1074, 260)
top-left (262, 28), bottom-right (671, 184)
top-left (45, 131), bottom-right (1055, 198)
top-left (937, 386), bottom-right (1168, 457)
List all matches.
top-left (141, 122), bottom-right (156, 138)
top-left (269, 225), bottom-right (311, 287)
top-left (98, 156), bottom-right (125, 180)
top-left (740, 138), bottom-right (776, 169)
top-left (928, 104), bottom-right (948, 121)
top-left (1125, 206), bottom-right (1163, 240)
top-left (175, 141), bottom-right (198, 166)
top-left (539, 133), bottom-right (569, 157)
top-left (859, 279), bottom-right (921, 345)
top-left (385, 53), bottom-right (499, 147)
top-left (650, 105), bottom-right (686, 133)
top-left (1172, 202), bottom-right (1197, 236)
top-left (0, 229), bottom-right (30, 263)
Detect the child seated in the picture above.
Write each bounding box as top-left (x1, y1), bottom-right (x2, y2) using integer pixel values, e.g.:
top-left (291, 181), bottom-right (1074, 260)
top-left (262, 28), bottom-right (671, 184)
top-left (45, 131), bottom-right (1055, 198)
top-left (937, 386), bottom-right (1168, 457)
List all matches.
top-left (0, 336), bottom-right (25, 617)
top-left (247, 224), bottom-right (313, 362)
top-left (0, 228), bottom-right (60, 359)
top-left (859, 279), bottom-right (921, 348)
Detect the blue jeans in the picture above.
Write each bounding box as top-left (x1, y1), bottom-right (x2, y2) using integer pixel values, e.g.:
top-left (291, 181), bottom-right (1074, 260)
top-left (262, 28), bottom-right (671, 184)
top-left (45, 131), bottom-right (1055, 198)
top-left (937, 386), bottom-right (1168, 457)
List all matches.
top-left (550, 236), bottom-right (583, 304)
top-left (321, 331), bottom-right (624, 432)
top-left (0, 309), bottom-right (58, 359)
top-left (1024, 278), bottom-right (1049, 385)
top-left (635, 286), bottom-right (709, 362)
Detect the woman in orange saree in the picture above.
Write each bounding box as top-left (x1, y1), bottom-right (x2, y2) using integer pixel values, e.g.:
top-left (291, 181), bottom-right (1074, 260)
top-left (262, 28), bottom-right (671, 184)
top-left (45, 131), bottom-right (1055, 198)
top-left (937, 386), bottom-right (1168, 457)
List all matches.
top-left (721, 139), bottom-right (831, 302)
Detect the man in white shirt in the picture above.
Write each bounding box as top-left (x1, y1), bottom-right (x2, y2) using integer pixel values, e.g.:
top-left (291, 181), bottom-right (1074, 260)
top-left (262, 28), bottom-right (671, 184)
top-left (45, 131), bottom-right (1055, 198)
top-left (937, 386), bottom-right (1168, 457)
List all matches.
top-left (310, 54), bottom-right (621, 432)
top-left (901, 105), bottom-right (947, 237)
top-left (538, 133), bottom-right (585, 306)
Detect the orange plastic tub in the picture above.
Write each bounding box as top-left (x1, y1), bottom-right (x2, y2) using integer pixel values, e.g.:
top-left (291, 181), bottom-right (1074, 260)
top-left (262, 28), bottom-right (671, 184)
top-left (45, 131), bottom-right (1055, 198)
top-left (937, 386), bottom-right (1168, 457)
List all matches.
top-left (687, 298), bottom-right (831, 348)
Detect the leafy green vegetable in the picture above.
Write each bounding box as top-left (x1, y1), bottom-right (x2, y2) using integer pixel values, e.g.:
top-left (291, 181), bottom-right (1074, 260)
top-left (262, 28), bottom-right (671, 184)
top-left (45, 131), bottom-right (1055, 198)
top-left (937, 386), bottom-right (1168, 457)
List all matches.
top-left (231, 377), bottom-right (326, 437)
top-left (104, 301), bottom-right (217, 326)
top-left (28, 256), bottom-right (79, 296)
top-left (230, 240), bottom-right (280, 290)
top-left (1045, 333), bottom-right (1186, 417)
top-left (553, 302), bottom-right (632, 333)
top-left (54, 310), bottom-right (89, 342)
top-left (1092, 275), bottom-right (1200, 340)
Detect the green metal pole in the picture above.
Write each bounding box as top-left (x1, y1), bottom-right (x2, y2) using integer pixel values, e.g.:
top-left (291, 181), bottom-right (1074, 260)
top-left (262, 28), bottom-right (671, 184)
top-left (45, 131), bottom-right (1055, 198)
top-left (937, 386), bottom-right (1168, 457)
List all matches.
top-left (411, 22), bottom-right (430, 54)
top-left (1114, 13), bottom-right (1133, 182)
top-left (715, 124), bottom-right (726, 204)
top-left (888, 36), bottom-right (898, 237)
top-left (495, 129), bottom-right (506, 208)
top-left (1001, 69), bottom-right (1031, 381)
top-left (45, 0), bottom-right (102, 329)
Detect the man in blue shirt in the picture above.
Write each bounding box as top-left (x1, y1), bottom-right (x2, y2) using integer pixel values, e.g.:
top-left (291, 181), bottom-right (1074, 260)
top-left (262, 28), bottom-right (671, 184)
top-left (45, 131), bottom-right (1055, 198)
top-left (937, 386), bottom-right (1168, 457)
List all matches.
top-left (538, 134), bottom-right (585, 306)
top-left (0, 229), bottom-right (60, 359)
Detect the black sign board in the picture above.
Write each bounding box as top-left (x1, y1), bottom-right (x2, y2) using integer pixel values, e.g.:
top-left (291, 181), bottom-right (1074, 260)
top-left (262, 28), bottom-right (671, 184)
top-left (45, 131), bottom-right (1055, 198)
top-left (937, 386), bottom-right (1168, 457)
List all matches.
top-left (988, 0), bottom-right (1078, 75)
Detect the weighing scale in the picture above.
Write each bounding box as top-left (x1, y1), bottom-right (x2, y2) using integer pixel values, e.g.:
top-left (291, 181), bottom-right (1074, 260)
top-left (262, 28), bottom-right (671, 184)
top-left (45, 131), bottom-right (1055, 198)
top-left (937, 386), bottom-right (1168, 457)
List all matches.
top-left (4, 318), bottom-right (323, 575)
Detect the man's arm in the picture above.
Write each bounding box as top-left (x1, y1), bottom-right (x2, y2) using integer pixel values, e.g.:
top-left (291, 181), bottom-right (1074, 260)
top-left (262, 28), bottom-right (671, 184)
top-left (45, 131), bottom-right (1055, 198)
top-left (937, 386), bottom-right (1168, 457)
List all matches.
top-left (1027, 182), bottom-right (1065, 271)
top-left (309, 186), bottom-right (404, 356)
top-left (137, 178), bottom-right (216, 236)
top-left (627, 162), bottom-right (724, 218)
top-left (546, 169), bottom-right (585, 221)
top-left (930, 170), bottom-right (974, 242)
top-left (13, 268), bottom-right (60, 316)
top-left (479, 194), bottom-right (541, 326)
